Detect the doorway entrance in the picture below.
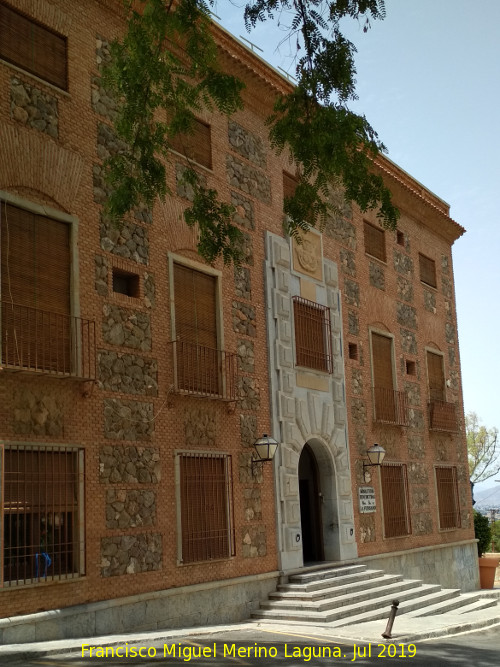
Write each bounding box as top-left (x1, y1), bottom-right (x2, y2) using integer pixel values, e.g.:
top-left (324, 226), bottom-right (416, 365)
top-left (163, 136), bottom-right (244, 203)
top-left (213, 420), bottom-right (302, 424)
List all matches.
top-left (298, 443), bottom-right (324, 563)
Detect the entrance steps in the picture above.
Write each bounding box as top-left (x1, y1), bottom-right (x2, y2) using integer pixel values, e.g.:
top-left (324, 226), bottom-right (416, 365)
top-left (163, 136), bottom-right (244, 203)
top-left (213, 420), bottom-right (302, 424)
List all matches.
top-left (252, 564), bottom-right (498, 627)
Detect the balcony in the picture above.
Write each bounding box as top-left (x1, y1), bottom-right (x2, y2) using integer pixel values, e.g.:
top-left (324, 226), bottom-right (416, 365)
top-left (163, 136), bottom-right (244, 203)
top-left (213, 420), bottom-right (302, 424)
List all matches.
top-left (172, 340), bottom-right (237, 401)
top-left (428, 400), bottom-right (459, 432)
top-left (373, 387), bottom-right (409, 426)
top-left (1, 301), bottom-right (96, 380)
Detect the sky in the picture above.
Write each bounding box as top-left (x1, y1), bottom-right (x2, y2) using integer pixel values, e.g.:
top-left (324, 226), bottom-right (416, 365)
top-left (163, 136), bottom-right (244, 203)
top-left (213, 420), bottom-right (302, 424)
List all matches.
top-left (215, 0), bottom-right (500, 494)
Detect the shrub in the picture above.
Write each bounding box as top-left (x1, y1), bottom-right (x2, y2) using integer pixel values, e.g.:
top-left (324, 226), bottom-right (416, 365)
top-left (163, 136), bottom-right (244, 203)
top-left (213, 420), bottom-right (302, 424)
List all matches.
top-left (474, 510), bottom-right (492, 557)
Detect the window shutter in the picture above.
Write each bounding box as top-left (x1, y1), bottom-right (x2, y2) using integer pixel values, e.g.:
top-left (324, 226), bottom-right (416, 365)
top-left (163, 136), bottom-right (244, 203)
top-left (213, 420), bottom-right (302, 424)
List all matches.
top-left (435, 466), bottom-right (460, 529)
top-left (0, 3), bottom-right (67, 90)
top-left (364, 221), bottom-right (386, 262)
top-left (1, 202), bottom-right (71, 371)
top-left (371, 332), bottom-right (396, 422)
top-left (381, 463), bottom-right (411, 538)
top-left (179, 453), bottom-right (233, 563)
top-left (173, 263), bottom-right (219, 394)
top-left (283, 172), bottom-right (298, 202)
top-left (372, 333), bottom-right (393, 390)
top-left (427, 351), bottom-right (445, 401)
top-left (170, 119), bottom-right (212, 169)
top-left (293, 297), bottom-right (332, 373)
top-left (419, 253), bottom-right (437, 288)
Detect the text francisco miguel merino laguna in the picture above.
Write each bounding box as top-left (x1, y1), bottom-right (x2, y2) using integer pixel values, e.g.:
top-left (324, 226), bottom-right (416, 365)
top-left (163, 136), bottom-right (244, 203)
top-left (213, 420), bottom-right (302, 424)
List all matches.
top-left (81, 642), bottom-right (417, 661)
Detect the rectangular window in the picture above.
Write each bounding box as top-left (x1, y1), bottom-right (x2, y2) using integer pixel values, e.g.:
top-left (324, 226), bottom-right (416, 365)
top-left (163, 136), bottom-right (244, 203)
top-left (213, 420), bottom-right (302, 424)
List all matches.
top-left (364, 221), bottom-right (386, 262)
top-left (170, 118), bottom-right (212, 169)
top-left (419, 253), bottom-right (437, 288)
top-left (427, 350), bottom-right (457, 431)
top-left (1, 200), bottom-right (72, 373)
top-left (435, 466), bottom-right (460, 530)
top-left (172, 262), bottom-right (236, 399)
top-left (293, 296), bottom-right (332, 373)
top-left (0, 2), bottom-right (68, 90)
top-left (427, 350), bottom-right (445, 402)
top-left (112, 267), bottom-right (140, 298)
top-left (2, 444), bottom-right (84, 587)
top-left (371, 332), bottom-right (408, 425)
top-left (380, 463), bottom-right (411, 538)
top-left (283, 171), bottom-right (298, 204)
top-left (178, 452), bottom-right (235, 564)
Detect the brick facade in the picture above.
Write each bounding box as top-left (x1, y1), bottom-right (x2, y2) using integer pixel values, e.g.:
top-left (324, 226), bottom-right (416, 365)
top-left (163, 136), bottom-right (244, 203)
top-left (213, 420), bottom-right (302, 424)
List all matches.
top-left (0, 0), bottom-right (475, 631)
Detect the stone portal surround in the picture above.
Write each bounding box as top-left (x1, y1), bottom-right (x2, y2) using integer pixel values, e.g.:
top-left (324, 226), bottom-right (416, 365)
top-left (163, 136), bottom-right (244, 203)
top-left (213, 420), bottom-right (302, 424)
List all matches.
top-left (265, 232), bottom-right (357, 569)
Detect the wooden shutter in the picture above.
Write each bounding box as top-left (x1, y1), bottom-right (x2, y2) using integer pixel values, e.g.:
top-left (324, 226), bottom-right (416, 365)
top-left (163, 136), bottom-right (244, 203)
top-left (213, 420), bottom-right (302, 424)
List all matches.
top-left (0, 3), bottom-right (67, 90)
top-left (435, 466), bottom-right (460, 529)
top-left (427, 351), bottom-right (445, 401)
top-left (372, 332), bottom-right (395, 421)
top-left (1, 202), bottom-right (71, 371)
top-left (364, 221), bottom-right (386, 262)
top-left (173, 263), bottom-right (219, 394)
top-left (419, 253), bottom-right (437, 288)
top-left (283, 172), bottom-right (298, 202)
top-left (179, 453), bottom-right (233, 563)
top-left (170, 118), bottom-right (212, 169)
top-left (381, 463), bottom-right (411, 538)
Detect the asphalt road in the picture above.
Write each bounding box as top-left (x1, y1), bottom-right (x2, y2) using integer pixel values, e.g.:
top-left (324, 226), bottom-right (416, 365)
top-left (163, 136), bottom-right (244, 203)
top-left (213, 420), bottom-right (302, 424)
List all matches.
top-left (4, 625), bottom-right (500, 667)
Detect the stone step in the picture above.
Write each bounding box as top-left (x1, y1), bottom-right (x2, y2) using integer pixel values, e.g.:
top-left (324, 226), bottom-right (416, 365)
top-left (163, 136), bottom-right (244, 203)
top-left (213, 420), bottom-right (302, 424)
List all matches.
top-left (262, 577), bottom-right (422, 612)
top-left (252, 583), bottom-right (444, 623)
top-left (407, 595), bottom-right (498, 617)
top-left (276, 569), bottom-right (389, 596)
top-left (288, 564), bottom-right (367, 585)
top-left (327, 588), bottom-right (462, 628)
top-left (271, 571), bottom-right (401, 601)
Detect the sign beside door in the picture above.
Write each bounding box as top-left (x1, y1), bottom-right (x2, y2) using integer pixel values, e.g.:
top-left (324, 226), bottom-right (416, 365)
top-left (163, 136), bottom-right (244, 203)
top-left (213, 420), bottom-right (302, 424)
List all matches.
top-left (358, 486), bottom-right (376, 513)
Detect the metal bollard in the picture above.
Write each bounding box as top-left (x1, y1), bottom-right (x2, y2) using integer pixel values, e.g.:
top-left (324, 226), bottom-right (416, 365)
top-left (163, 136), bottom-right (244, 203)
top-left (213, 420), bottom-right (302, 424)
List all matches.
top-left (381, 599), bottom-right (400, 639)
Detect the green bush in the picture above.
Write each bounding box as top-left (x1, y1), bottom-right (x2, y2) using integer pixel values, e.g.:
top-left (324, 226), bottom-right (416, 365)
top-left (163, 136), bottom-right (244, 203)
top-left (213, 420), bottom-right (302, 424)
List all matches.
top-left (474, 510), bottom-right (492, 557)
top-left (491, 520), bottom-right (500, 552)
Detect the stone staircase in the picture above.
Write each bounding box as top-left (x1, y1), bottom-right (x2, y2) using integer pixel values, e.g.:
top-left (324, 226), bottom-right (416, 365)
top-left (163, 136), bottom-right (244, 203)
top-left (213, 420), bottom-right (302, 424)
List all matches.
top-left (252, 564), bottom-right (498, 627)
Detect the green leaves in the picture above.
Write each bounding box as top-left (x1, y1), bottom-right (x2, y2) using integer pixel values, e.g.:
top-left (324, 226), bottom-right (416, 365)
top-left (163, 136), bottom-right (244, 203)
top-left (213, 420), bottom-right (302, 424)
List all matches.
top-left (103, 0), bottom-right (398, 265)
top-left (101, 0), bottom-right (245, 264)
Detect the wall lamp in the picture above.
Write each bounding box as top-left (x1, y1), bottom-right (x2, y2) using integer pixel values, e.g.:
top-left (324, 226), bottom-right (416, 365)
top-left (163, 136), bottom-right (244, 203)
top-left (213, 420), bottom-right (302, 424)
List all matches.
top-left (362, 443), bottom-right (386, 482)
top-left (251, 434), bottom-right (279, 473)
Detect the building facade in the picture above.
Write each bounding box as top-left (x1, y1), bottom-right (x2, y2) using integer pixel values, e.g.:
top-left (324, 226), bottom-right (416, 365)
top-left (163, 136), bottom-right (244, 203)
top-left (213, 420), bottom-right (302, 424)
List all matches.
top-left (0, 0), bottom-right (476, 643)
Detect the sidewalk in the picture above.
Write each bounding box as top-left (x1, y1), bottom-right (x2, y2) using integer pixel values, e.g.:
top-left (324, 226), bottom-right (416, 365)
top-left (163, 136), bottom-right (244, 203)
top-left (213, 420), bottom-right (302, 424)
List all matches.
top-left (1, 589), bottom-right (500, 662)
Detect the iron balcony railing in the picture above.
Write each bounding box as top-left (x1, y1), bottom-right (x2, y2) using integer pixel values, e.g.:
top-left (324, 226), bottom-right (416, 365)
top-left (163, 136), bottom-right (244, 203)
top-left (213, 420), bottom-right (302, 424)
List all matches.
top-left (0, 301), bottom-right (96, 380)
top-left (373, 387), bottom-right (409, 426)
top-left (173, 340), bottom-right (237, 401)
top-left (428, 400), bottom-right (459, 432)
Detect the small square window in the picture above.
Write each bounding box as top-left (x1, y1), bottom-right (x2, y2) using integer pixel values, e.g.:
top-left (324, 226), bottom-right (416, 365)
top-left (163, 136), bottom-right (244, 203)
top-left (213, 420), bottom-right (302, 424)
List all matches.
top-left (112, 268), bottom-right (140, 298)
top-left (396, 230), bottom-right (405, 246)
top-left (406, 360), bottom-right (416, 376)
top-left (348, 342), bottom-right (358, 360)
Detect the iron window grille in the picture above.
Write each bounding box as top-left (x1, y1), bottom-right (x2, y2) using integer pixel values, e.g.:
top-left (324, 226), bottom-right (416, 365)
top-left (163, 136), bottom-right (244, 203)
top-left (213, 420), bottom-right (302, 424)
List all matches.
top-left (1, 444), bottom-right (85, 587)
top-left (292, 296), bottom-right (333, 374)
top-left (435, 466), bottom-right (461, 530)
top-left (177, 452), bottom-right (235, 564)
top-left (380, 462), bottom-right (411, 539)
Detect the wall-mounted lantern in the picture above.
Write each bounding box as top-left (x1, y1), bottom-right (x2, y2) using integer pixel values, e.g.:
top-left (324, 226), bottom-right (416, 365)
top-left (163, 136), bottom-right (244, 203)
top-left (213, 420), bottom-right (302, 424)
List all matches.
top-left (362, 443), bottom-right (386, 482)
top-left (252, 434), bottom-right (279, 474)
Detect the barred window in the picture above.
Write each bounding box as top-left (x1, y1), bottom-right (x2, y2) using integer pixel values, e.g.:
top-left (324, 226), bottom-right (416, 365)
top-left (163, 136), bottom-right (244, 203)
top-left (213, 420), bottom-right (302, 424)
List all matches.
top-left (364, 221), bottom-right (386, 262)
top-left (435, 466), bottom-right (460, 530)
top-left (419, 253), bottom-right (437, 288)
top-left (170, 118), bottom-right (212, 169)
top-left (1, 444), bottom-right (84, 587)
top-left (293, 296), bottom-right (332, 373)
top-left (177, 452), bottom-right (235, 564)
top-left (0, 2), bottom-right (68, 90)
top-left (380, 463), bottom-right (411, 538)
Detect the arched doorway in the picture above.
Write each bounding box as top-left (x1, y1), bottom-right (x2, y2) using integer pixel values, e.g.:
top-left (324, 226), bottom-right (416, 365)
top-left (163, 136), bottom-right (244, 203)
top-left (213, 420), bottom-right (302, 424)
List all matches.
top-left (299, 443), bottom-right (324, 563)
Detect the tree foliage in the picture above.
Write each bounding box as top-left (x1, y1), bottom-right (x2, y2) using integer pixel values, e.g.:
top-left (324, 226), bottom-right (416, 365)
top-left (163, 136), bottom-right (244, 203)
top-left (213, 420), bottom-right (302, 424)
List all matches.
top-left (103, 0), bottom-right (399, 264)
top-left (474, 510), bottom-right (492, 557)
top-left (467, 411), bottom-right (500, 484)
